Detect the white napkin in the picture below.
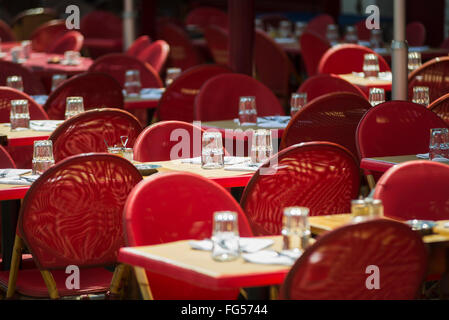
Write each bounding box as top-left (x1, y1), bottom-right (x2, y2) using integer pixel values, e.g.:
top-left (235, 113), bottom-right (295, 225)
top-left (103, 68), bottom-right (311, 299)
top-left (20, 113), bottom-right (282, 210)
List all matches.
top-left (181, 156), bottom-right (249, 165)
top-left (351, 71), bottom-right (392, 81)
top-left (29, 120), bottom-right (63, 131)
top-left (0, 174), bottom-right (40, 185)
top-left (242, 249), bottom-right (302, 266)
top-left (140, 88), bottom-right (165, 99)
top-left (224, 161), bottom-right (261, 172)
top-left (416, 153), bottom-right (429, 159)
top-left (189, 237), bottom-right (274, 253)
top-left (0, 169), bottom-right (31, 178)
top-left (432, 157), bottom-right (449, 163)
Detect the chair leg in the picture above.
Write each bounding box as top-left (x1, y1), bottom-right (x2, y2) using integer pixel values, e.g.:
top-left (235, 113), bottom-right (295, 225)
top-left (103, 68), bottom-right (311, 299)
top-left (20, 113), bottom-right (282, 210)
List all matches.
top-left (40, 270), bottom-right (59, 299)
top-left (366, 174), bottom-right (376, 191)
top-left (133, 267), bottom-right (154, 300)
top-left (6, 236), bottom-right (24, 299)
top-left (269, 285), bottom-right (279, 300)
top-left (109, 264), bottom-right (130, 299)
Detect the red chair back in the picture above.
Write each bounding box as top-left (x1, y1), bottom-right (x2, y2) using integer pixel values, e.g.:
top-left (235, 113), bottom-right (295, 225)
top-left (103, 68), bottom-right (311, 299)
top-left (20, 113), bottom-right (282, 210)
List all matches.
top-left (428, 92), bottom-right (449, 125)
top-left (0, 86), bottom-right (49, 122)
top-left (126, 35), bottom-right (151, 57)
top-left (406, 22), bottom-right (426, 47)
top-left (185, 7), bottom-right (228, 30)
top-left (254, 30), bottom-right (293, 98)
top-left (356, 100), bottom-right (449, 159)
top-left (297, 74), bottom-right (368, 101)
top-left (123, 172), bottom-right (252, 299)
top-left (0, 145), bottom-right (16, 168)
top-left (88, 53), bottom-right (163, 89)
top-left (0, 19), bottom-right (16, 42)
top-left (281, 219), bottom-right (427, 300)
top-left (355, 20), bottom-right (371, 41)
top-left (374, 160), bottom-right (449, 221)
top-left (19, 153), bottom-right (142, 270)
top-left (11, 7), bottom-right (57, 41)
top-left (194, 73), bottom-right (285, 121)
top-left (299, 31), bottom-right (331, 77)
top-left (318, 44), bottom-right (390, 74)
top-left (0, 60), bottom-right (45, 95)
top-left (48, 31), bottom-right (84, 54)
top-left (80, 10), bottom-right (122, 39)
top-left (43, 72), bottom-right (124, 120)
top-left (305, 14), bottom-right (335, 39)
top-left (159, 23), bottom-right (203, 70)
top-left (30, 19), bottom-right (68, 52)
top-left (49, 108), bottom-right (143, 162)
top-left (158, 64), bottom-right (232, 122)
top-left (203, 25), bottom-right (229, 66)
top-left (408, 57), bottom-right (449, 104)
top-left (281, 92), bottom-right (371, 157)
top-left (241, 142), bottom-right (360, 235)
top-left (133, 121), bottom-right (204, 162)
top-left (137, 40), bottom-right (170, 73)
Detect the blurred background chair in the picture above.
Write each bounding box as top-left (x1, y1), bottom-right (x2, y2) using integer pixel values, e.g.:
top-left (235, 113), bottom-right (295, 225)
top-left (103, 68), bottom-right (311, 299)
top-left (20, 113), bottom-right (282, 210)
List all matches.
top-left (137, 40), bottom-right (170, 74)
top-left (299, 31), bottom-right (331, 77)
top-left (126, 35), bottom-right (152, 57)
top-left (0, 60), bottom-right (45, 95)
top-left (0, 19), bottom-right (16, 42)
top-left (47, 31), bottom-right (84, 54)
top-left (406, 21), bottom-right (426, 46)
top-left (185, 6), bottom-right (228, 30)
top-left (11, 7), bottom-right (57, 40)
top-left (204, 25), bottom-right (229, 66)
top-left (30, 19), bottom-right (68, 52)
top-left (305, 14), bottom-right (335, 39)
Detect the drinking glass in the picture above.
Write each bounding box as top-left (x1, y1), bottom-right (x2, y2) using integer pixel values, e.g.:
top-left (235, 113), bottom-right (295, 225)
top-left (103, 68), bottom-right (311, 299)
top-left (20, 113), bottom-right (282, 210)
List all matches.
top-left (10, 99), bottom-right (30, 131)
top-left (408, 52), bottom-right (422, 73)
top-left (124, 69), bottom-right (142, 97)
top-left (250, 129), bottom-right (273, 164)
top-left (326, 24), bottom-right (340, 46)
top-left (290, 92), bottom-right (307, 116)
top-left (107, 146), bottom-right (133, 161)
top-left (429, 128), bottom-right (449, 160)
top-left (6, 75), bottom-right (24, 92)
top-left (64, 50), bottom-right (80, 64)
top-left (10, 46), bottom-right (22, 63)
top-left (344, 25), bottom-right (358, 44)
top-left (369, 88), bottom-right (385, 107)
top-left (351, 199), bottom-right (370, 222)
top-left (51, 74), bottom-right (67, 92)
top-left (278, 20), bottom-right (292, 38)
top-left (32, 140), bottom-right (55, 175)
top-left (238, 96), bottom-right (257, 125)
top-left (366, 198), bottom-right (384, 218)
top-left (370, 29), bottom-right (384, 48)
top-left (65, 96), bottom-right (85, 119)
top-left (363, 53), bottom-right (380, 78)
top-left (21, 40), bottom-right (31, 59)
top-left (282, 207), bottom-right (310, 253)
top-left (294, 21), bottom-right (306, 39)
top-left (201, 131), bottom-right (224, 169)
top-left (412, 86), bottom-right (430, 106)
top-left (165, 67), bottom-right (182, 86)
top-left (255, 19), bottom-right (264, 31)
top-left (211, 211), bottom-right (240, 262)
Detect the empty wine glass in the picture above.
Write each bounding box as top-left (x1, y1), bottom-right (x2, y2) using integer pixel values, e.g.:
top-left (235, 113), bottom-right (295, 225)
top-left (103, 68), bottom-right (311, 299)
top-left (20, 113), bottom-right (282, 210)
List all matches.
top-left (211, 211), bottom-right (240, 262)
top-left (65, 96), bottom-right (85, 119)
top-left (250, 129), bottom-right (273, 164)
top-left (201, 131), bottom-right (224, 169)
top-left (32, 140), bottom-right (55, 175)
top-left (282, 207), bottom-right (310, 253)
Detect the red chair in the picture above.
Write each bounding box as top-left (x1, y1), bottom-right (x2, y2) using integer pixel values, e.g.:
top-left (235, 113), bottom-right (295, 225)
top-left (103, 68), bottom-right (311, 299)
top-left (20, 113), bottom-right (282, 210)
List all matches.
top-left (11, 8), bottom-right (57, 41)
top-left (133, 121), bottom-right (205, 162)
top-left (254, 30), bottom-right (295, 99)
top-left (441, 37), bottom-right (449, 49)
top-left (80, 10), bottom-right (123, 58)
top-left (194, 73), bottom-right (285, 121)
top-left (88, 53), bottom-right (163, 89)
top-left (47, 31), bottom-right (84, 54)
top-left (240, 142), bottom-right (360, 235)
top-left (158, 64), bottom-right (232, 122)
top-left (355, 20), bottom-right (371, 41)
top-left (123, 172), bottom-right (252, 299)
top-left (281, 219), bottom-right (427, 300)
top-left (299, 31), bottom-right (331, 77)
top-left (374, 161), bottom-right (449, 221)
top-left (305, 14), bottom-right (335, 39)
top-left (428, 92), bottom-right (449, 125)
top-left (281, 92), bottom-right (371, 158)
top-left (297, 74), bottom-right (368, 101)
top-left (185, 7), bottom-right (228, 30)
top-left (203, 25), bottom-right (229, 66)
top-left (30, 19), bottom-right (68, 52)
top-left (126, 35), bottom-right (151, 57)
top-left (0, 61), bottom-right (46, 95)
top-left (137, 40), bottom-right (170, 74)
top-left (43, 72), bottom-right (124, 120)
top-left (408, 57), bottom-right (449, 104)
top-left (159, 23), bottom-right (204, 70)
top-left (49, 108), bottom-right (143, 162)
top-left (318, 44), bottom-right (391, 75)
top-left (0, 146), bottom-right (16, 168)
top-left (0, 153), bottom-right (142, 299)
top-left (0, 19), bottom-right (16, 42)
top-left (406, 22), bottom-right (426, 47)
top-left (0, 87), bottom-right (49, 122)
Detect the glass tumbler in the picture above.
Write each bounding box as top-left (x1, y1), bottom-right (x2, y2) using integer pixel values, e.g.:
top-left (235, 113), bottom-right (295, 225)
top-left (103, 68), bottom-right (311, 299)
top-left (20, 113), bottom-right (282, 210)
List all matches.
top-left (294, 21), bottom-right (306, 39)
top-left (211, 211), bottom-right (240, 262)
top-left (278, 20), bottom-right (292, 38)
top-left (429, 128), bottom-right (449, 160)
top-left (51, 74), bottom-right (67, 92)
top-left (165, 67), bottom-right (182, 86)
top-left (65, 96), bottom-right (85, 119)
top-left (64, 50), bottom-right (80, 64)
top-left (238, 96), bottom-right (257, 125)
top-left (290, 92), bottom-right (307, 116)
top-left (201, 131), bottom-right (224, 169)
top-left (21, 40), bottom-right (31, 59)
top-left (10, 99), bottom-right (30, 131)
top-left (282, 207), bottom-right (310, 253)
top-left (408, 52), bottom-right (422, 73)
top-left (370, 29), bottom-right (384, 48)
top-left (412, 86), bottom-right (430, 106)
top-left (363, 53), bottom-right (380, 78)
top-left (10, 46), bottom-right (22, 63)
top-left (32, 140), bottom-right (55, 175)
top-left (344, 25), bottom-right (358, 44)
top-left (6, 75), bottom-right (24, 92)
top-left (369, 88), bottom-right (385, 107)
top-left (326, 24), bottom-right (340, 46)
top-left (124, 69), bottom-right (142, 97)
top-left (250, 129), bottom-right (273, 164)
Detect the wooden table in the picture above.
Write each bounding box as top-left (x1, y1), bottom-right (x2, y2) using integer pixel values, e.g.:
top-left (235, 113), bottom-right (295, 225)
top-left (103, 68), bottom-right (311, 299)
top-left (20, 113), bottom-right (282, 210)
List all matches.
top-left (360, 155), bottom-right (422, 173)
top-left (0, 124), bottom-right (53, 147)
top-left (339, 73), bottom-right (392, 95)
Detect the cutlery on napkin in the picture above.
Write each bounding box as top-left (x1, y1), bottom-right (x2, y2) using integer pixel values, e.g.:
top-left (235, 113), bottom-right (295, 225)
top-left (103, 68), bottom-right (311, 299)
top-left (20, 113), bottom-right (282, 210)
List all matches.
top-left (241, 249), bottom-right (302, 266)
top-left (189, 237), bottom-right (274, 253)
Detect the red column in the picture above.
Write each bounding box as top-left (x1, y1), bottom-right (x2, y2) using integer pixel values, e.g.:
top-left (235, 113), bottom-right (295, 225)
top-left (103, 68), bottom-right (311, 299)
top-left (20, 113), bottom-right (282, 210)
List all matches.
top-left (228, 0), bottom-right (255, 75)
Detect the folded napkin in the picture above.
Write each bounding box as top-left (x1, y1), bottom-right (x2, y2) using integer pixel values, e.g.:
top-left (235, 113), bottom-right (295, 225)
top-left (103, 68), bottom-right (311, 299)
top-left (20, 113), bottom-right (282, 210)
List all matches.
top-left (242, 249), bottom-right (302, 266)
top-left (189, 237), bottom-right (274, 253)
top-left (0, 174), bottom-right (40, 185)
top-left (134, 163), bottom-right (161, 170)
top-left (416, 153), bottom-right (429, 159)
top-left (30, 120), bottom-right (63, 132)
top-left (417, 153), bottom-right (449, 163)
top-left (224, 161), bottom-right (261, 172)
top-left (432, 157), bottom-right (449, 163)
top-left (181, 156), bottom-right (249, 165)
top-left (30, 95), bottom-right (49, 105)
top-left (0, 169), bottom-right (31, 178)
top-left (140, 88), bottom-right (165, 99)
